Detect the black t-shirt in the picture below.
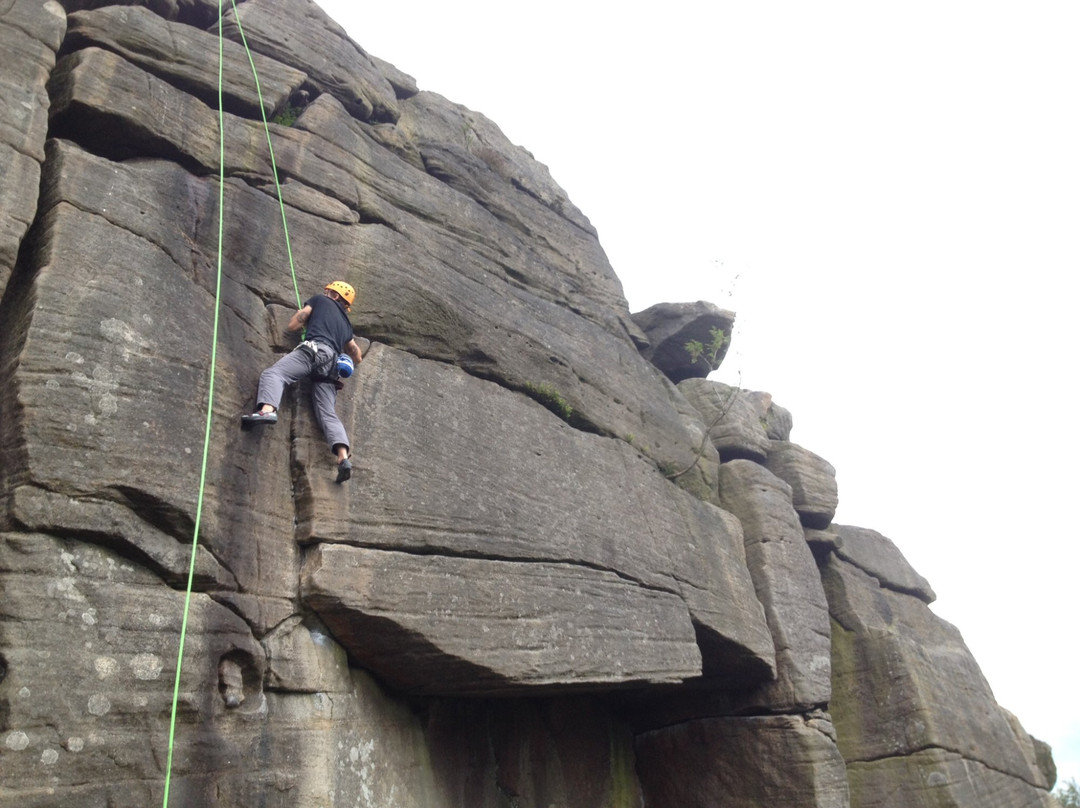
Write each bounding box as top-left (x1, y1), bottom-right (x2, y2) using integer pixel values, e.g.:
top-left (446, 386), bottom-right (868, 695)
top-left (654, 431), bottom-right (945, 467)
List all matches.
top-left (303, 294), bottom-right (353, 352)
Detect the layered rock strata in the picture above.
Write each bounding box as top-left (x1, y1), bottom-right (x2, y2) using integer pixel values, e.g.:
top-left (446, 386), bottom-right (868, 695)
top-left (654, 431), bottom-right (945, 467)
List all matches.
top-left (0, 1), bottom-right (1057, 806)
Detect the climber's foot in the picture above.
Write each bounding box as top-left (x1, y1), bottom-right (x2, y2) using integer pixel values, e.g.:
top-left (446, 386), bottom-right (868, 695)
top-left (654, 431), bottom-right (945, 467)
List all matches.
top-left (336, 457), bottom-right (352, 484)
top-left (241, 410), bottom-right (277, 425)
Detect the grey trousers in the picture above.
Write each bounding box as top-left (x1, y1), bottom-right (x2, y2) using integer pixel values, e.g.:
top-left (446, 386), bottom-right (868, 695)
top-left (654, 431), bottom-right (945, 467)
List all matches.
top-left (255, 346), bottom-right (349, 454)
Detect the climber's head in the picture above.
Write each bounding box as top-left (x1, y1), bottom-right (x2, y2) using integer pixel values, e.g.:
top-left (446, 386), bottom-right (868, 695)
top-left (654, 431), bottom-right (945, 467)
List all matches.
top-left (324, 280), bottom-right (355, 311)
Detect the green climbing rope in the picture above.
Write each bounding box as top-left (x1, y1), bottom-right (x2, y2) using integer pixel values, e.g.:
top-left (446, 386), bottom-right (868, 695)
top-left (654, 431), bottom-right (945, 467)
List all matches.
top-left (160, 8), bottom-right (226, 803)
top-left (229, 0), bottom-right (303, 309)
top-left (161, 1), bottom-right (301, 803)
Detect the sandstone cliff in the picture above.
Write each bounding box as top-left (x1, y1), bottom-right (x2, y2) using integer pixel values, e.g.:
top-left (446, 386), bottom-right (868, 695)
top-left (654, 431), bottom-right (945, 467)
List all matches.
top-left (0, 1), bottom-right (1059, 806)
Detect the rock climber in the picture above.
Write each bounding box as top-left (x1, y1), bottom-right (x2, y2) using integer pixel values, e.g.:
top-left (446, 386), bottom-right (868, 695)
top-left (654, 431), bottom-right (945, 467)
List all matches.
top-left (242, 281), bottom-right (363, 483)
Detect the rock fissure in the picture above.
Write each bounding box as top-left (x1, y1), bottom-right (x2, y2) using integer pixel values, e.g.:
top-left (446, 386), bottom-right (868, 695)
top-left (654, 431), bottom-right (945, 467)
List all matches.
top-left (847, 743), bottom-right (1047, 789)
top-left (9, 484), bottom-right (238, 593)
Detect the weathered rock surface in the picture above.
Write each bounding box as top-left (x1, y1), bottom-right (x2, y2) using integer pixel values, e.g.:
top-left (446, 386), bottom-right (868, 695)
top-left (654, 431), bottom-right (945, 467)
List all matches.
top-left (718, 460), bottom-right (832, 709)
top-left (767, 439), bottom-right (840, 529)
top-left (303, 544), bottom-right (705, 695)
top-left (0, 0), bottom-right (65, 298)
top-left (0, 0), bottom-right (1057, 806)
top-left (832, 523), bottom-right (937, 602)
top-left (680, 377), bottom-right (774, 461)
top-left (822, 545), bottom-right (1053, 805)
top-left (220, 0), bottom-right (402, 122)
top-left (64, 5), bottom-right (306, 118)
top-left (846, 749), bottom-right (1057, 808)
top-left (0, 532), bottom-right (266, 805)
top-left (632, 300), bottom-right (736, 383)
top-left (636, 713), bottom-right (850, 808)
top-left (297, 344), bottom-right (774, 693)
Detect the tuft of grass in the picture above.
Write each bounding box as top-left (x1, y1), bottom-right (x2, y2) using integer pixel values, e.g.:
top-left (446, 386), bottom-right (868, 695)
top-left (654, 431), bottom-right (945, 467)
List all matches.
top-left (271, 102), bottom-right (301, 127)
top-left (523, 382), bottom-right (574, 422)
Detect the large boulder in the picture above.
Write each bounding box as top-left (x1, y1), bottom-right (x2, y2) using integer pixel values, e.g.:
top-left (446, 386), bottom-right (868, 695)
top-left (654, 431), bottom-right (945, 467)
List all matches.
top-left (718, 460), bottom-right (833, 710)
top-left (632, 300), bottom-right (736, 383)
top-left (302, 545), bottom-right (704, 695)
top-left (822, 548), bottom-right (1053, 805)
top-left (680, 378), bottom-right (773, 462)
top-left (766, 440), bottom-right (839, 529)
top-left (297, 344), bottom-right (776, 694)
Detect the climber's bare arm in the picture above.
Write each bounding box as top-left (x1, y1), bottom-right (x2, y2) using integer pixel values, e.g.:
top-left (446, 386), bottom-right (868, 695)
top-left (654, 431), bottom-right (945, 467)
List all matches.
top-left (345, 338), bottom-right (362, 364)
top-left (287, 304), bottom-right (312, 332)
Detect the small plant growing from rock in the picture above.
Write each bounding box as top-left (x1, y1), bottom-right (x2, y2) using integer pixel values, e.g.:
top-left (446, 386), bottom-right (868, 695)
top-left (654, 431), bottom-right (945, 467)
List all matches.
top-left (685, 327), bottom-right (730, 371)
top-left (271, 101), bottom-right (301, 127)
top-left (524, 382), bottom-right (574, 423)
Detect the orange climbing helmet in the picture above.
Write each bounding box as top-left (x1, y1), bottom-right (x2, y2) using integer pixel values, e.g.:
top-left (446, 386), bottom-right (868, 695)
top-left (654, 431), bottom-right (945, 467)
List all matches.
top-left (324, 280), bottom-right (355, 310)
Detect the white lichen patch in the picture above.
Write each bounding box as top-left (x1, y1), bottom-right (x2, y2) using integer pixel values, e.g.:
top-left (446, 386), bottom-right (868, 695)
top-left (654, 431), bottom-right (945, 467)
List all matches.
top-left (100, 318), bottom-right (150, 362)
top-left (130, 653), bottom-right (163, 681)
top-left (60, 550), bottom-right (77, 572)
top-left (48, 577), bottom-right (85, 602)
top-left (98, 392), bottom-right (118, 416)
top-left (94, 657), bottom-right (119, 678)
top-left (342, 738), bottom-right (377, 805)
top-left (40, 748), bottom-right (60, 765)
top-left (66, 737), bottom-right (85, 753)
top-left (87, 694), bottom-right (111, 716)
top-left (69, 365), bottom-right (120, 420)
top-left (5, 731), bottom-right (30, 751)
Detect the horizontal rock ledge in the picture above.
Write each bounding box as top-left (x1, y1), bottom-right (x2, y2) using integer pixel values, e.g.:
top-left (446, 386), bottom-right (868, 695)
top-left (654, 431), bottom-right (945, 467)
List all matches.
top-left (302, 544), bottom-right (704, 696)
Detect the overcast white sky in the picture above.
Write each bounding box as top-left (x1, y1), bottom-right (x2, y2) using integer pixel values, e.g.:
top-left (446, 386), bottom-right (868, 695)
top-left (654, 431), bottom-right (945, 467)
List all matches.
top-left (317, 0), bottom-right (1079, 787)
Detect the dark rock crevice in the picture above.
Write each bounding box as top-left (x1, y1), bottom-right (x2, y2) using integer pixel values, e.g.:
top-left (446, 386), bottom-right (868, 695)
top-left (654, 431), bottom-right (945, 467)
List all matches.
top-left (0, 206), bottom-right (55, 517)
top-left (9, 484), bottom-right (240, 592)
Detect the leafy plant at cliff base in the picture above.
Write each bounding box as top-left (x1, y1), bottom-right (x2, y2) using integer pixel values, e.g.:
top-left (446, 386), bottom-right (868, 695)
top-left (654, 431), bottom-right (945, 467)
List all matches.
top-left (1055, 778), bottom-right (1080, 807)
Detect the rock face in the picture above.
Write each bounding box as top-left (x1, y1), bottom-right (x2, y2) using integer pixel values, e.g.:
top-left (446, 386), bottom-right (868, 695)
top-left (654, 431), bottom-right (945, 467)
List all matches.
top-left (0, 1), bottom-right (1057, 806)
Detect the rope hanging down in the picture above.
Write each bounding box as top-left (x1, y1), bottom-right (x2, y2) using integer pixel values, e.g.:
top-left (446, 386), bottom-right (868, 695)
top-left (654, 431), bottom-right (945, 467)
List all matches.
top-left (162, 1), bottom-right (300, 803)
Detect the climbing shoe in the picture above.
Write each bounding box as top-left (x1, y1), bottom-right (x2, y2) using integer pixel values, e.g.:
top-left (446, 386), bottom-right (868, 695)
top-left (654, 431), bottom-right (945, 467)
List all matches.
top-left (241, 411), bottom-right (278, 425)
top-left (336, 458), bottom-right (352, 484)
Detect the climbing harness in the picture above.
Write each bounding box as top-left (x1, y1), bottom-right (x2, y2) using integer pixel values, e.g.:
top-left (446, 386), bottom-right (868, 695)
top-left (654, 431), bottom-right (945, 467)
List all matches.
top-left (161, 2), bottom-right (302, 804)
top-left (298, 338), bottom-right (338, 378)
